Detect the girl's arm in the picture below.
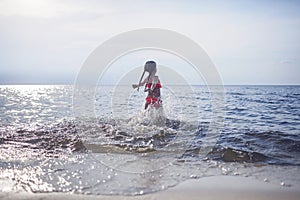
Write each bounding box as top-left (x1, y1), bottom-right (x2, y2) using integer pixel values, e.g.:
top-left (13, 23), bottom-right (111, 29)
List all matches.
top-left (132, 77), bottom-right (148, 89)
top-left (150, 76), bottom-right (160, 90)
top-left (156, 76), bottom-right (160, 84)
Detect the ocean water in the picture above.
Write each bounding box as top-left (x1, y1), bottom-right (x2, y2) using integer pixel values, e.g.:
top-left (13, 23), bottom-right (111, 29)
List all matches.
top-left (0, 85), bottom-right (299, 195)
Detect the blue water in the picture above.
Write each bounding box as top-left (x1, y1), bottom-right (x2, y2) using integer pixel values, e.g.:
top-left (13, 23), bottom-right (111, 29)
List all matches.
top-left (0, 85), bottom-right (299, 195)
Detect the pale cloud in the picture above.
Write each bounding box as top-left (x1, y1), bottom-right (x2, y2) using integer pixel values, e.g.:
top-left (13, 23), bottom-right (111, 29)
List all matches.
top-left (0, 0), bottom-right (116, 18)
top-left (0, 0), bottom-right (66, 18)
top-left (279, 59), bottom-right (295, 65)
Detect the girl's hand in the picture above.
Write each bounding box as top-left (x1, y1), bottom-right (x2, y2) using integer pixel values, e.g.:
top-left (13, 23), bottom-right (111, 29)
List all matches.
top-left (132, 84), bottom-right (138, 89)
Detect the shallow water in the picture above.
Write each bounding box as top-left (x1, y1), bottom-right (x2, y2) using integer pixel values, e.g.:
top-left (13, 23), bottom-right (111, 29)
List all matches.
top-left (0, 85), bottom-right (299, 195)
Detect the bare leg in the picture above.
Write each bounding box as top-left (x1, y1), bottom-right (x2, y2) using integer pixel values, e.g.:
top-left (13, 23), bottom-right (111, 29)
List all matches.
top-left (145, 102), bottom-right (149, 110)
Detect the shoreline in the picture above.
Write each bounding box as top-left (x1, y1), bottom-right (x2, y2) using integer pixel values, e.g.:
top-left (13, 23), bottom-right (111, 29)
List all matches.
top-left (1, 176), bottom-right (299, 200)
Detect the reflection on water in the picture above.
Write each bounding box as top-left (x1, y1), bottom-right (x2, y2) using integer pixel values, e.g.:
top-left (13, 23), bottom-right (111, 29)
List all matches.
top-left (0, 85), bottom-right (300, 195)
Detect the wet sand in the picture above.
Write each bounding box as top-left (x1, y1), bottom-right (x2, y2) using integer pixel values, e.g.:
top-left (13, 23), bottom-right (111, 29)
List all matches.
top-left (1, 176), bottom-right (299, 200)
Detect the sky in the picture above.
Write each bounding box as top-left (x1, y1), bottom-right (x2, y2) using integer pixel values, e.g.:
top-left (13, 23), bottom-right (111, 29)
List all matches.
top-left (0, 0), bottom-right (299, 85)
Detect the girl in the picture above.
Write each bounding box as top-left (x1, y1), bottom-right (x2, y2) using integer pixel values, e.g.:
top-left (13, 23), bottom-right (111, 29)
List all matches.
top-left (132, 61), bottom-right (162, 110)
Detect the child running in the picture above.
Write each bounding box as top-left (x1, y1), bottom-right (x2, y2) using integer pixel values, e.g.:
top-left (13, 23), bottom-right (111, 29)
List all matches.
top-left (132, 61), bottom-right (162, 110)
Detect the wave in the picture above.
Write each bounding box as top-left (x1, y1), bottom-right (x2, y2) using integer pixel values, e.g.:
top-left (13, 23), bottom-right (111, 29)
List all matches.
top-left (216, 130), bottom-right (300, 165)
top-left (0, 120), bottom-right (86, 156)
top-left (207, 145), bottom-right (268, 163)
top-left (1, 119), bottom-right (299, 166)
top-left (0, 117), bottom-right (183, 155)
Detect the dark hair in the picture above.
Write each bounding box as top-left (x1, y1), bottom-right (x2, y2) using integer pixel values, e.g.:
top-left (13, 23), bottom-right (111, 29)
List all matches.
top-left (137, 61), bottom-right (157, 91)
top-left (144, 61), bottom-right (156, 74)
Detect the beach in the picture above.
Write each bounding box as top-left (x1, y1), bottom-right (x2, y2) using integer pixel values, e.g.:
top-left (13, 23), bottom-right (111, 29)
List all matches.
top-left (1, 176), bottom-right (299, 200)
top-left (1, 0), bottom-right (300, 199)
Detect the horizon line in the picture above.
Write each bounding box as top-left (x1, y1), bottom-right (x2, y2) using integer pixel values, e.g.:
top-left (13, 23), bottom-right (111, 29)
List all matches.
top-left (1, 83), bottom-right (300, 86)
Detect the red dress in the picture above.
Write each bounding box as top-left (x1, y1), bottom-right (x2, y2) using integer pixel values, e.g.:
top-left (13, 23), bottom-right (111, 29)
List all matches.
top-left (145, 82), bottom-right (162, 109)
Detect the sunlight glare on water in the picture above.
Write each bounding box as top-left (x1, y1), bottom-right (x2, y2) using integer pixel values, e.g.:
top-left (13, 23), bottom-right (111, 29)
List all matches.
top-left (0, 85), bottom-right (300, 195)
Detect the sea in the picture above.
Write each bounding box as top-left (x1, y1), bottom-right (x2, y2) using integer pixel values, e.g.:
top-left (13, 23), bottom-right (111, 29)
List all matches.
top-left (0, 85), bottom-right (299, 195)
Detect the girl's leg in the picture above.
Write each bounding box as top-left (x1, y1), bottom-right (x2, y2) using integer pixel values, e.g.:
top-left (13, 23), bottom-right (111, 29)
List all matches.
top-left (144, 102), bottom-right (149, 110)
